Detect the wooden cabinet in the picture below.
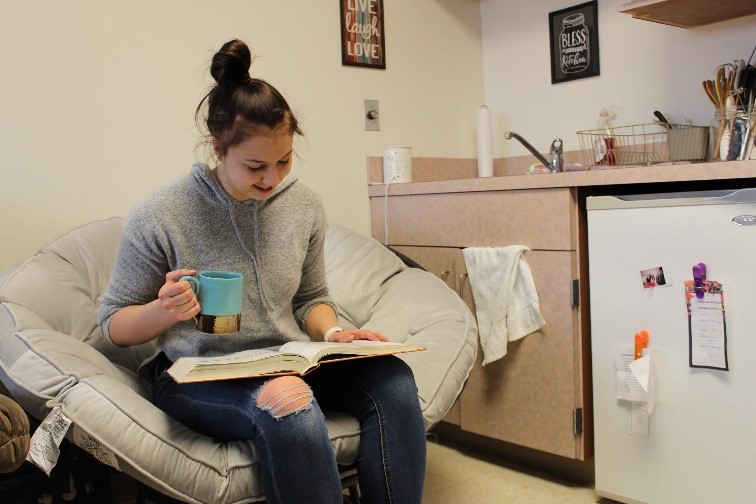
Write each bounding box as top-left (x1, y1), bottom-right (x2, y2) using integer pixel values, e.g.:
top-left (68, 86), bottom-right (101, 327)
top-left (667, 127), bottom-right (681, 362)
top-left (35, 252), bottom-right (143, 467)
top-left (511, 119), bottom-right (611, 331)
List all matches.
top-left (618, 0), bottom-right (756, 28)
top-left (372, 187), bottom-right (592, 460)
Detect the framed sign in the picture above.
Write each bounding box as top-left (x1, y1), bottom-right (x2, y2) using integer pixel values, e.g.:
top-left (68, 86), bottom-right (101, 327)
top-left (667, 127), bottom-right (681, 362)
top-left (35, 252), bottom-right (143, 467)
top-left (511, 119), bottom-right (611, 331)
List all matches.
top-left (549, 1), bottom-right (600, 84)
top-left (340, 0), bottom-right (386, 69)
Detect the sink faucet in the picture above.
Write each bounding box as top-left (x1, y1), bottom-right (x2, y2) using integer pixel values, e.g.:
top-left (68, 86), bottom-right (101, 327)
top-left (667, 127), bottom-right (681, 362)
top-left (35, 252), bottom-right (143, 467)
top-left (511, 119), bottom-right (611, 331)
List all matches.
top-left (505, 131), bottom-right (563, 173)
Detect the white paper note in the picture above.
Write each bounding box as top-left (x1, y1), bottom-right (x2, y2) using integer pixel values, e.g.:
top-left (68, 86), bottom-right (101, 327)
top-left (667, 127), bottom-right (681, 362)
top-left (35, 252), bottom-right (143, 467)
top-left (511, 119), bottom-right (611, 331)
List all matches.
top-left (629, 354), bottom-right (655, 415)
top-left (631, 401), bottom-right (650, 435)
top-left (616, 346), bottom-right (645, 401)
top-left (616, 346), bottom-right (655, 436)
top-left (688, 290), bottom-right (728, 370)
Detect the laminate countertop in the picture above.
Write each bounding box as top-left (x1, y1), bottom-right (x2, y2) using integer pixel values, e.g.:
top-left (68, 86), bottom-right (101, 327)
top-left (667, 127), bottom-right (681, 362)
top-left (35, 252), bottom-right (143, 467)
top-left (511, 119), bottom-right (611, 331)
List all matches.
top-left (367, 160), bottom-right (756, 197)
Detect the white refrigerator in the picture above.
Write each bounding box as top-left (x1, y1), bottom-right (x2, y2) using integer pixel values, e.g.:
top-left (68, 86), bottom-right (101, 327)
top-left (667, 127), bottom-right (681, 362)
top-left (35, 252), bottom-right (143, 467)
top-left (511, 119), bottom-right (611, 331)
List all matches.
top-left (587, 189), bottom-right (756, 504)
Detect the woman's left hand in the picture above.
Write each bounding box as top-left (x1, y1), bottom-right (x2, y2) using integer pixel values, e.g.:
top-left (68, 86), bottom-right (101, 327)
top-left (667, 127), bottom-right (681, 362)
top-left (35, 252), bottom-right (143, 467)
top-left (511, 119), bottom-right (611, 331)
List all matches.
top-left (329, 329), bottom-right (389, 343)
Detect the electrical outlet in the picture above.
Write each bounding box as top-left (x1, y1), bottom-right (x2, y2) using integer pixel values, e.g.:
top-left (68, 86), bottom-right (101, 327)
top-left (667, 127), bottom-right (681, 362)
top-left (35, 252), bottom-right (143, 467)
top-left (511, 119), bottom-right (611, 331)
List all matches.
top-left (364, 99), bottom-right (380, 131)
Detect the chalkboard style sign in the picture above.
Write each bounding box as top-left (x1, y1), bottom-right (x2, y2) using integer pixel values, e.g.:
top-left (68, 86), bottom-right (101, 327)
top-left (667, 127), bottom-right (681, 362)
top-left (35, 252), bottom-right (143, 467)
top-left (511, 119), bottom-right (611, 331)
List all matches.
top-left (549, 1), bottom-right (600, 84)
top-left (340, 0), bottom-right (386, 69)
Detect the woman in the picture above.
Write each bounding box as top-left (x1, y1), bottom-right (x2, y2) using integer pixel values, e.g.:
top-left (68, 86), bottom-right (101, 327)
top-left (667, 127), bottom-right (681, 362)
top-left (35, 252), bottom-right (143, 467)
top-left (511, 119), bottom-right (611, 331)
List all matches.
top-left (98, 39), bottom-right (426, 504)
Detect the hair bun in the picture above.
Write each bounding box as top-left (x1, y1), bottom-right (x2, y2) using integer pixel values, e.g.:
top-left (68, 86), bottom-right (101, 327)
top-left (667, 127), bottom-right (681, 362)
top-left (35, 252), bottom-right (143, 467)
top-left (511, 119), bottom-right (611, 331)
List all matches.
top-left (211, 39), bottom-right (252, 86)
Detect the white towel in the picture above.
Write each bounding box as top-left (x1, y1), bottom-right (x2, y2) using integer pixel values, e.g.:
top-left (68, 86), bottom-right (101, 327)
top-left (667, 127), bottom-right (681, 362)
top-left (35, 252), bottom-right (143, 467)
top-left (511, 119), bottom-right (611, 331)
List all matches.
top-left (463, 246), bottom-right (546, 366)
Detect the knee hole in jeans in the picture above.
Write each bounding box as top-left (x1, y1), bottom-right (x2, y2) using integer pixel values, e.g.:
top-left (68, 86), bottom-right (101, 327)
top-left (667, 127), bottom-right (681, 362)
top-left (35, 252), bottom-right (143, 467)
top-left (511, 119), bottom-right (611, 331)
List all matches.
top-left (256, 376), bottom-right (313, 418)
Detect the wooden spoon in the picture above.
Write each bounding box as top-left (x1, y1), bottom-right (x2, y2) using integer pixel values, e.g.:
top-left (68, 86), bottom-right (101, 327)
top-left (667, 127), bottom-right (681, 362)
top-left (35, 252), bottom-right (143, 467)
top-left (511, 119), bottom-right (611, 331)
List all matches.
top-left (715, 67), bottom-right (728, 108)
top-left (702, 80), bottom-right (718, 107)
top-left (713, 67), bottom-right (728, 159)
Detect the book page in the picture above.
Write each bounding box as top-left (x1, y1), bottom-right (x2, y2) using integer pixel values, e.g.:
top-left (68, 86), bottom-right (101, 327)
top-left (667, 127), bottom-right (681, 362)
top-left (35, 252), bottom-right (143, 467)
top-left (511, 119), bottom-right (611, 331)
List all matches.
top-left (279, 340), bottom-right (409, 362)
top-left (181, 347), bottom-right (282, 366)
top-left (167, 348), bottom-right (284, 381)
top-left (168, 341), bottom-right (425, 383)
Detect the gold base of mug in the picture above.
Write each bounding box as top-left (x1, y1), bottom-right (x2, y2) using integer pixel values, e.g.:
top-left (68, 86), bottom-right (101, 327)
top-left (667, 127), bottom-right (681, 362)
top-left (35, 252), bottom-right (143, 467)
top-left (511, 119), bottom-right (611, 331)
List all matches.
top-left (195, 314), bottom-right (241, 334)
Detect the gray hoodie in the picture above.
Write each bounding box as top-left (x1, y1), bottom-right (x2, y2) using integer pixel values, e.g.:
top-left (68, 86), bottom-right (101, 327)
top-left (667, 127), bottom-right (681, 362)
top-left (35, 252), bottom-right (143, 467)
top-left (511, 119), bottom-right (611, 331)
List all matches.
top-left (98, 163), bottom-right (334, 363)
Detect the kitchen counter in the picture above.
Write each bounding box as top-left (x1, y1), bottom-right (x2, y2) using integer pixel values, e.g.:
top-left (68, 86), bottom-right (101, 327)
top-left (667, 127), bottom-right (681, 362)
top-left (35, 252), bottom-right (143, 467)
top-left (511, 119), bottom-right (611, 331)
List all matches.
top-left (367, 160), bottom-right (756, 196)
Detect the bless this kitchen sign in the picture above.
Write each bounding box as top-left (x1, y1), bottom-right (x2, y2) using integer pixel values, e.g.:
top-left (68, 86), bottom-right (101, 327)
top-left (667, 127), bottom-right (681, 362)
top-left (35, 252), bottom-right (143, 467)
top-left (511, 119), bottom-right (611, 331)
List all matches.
top-left (340, 0), bottom-right (386, 69)
top-left (549, 1), bottom-right (600, 84)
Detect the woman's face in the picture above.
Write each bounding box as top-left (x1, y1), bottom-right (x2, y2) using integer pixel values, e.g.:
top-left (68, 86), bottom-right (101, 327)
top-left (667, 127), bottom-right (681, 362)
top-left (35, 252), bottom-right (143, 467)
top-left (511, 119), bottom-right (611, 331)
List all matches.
top-left (216, 131), bottom-right (294, 201)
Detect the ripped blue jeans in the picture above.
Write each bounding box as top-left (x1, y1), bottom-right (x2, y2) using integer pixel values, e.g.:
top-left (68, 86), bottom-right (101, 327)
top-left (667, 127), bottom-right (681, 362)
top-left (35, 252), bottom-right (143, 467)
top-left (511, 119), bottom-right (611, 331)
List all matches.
top-left (152, 354), bottom-right (426, 504)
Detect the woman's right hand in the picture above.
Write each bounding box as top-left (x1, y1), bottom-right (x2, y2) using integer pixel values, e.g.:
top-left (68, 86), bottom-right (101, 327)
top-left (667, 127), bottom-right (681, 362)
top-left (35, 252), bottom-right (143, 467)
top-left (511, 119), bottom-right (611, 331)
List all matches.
top-left (158, 269), bottom-right (201, 321)
top-left (109, 268), bottom-right (201, 347)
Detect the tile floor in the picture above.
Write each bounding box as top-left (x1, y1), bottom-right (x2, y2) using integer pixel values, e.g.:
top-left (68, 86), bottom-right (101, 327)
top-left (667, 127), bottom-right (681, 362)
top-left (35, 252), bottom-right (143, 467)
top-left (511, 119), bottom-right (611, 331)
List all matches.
top-left (112, 439), bottom-right (621, 503)
top-left (422, 439), bottom-right (617, 504)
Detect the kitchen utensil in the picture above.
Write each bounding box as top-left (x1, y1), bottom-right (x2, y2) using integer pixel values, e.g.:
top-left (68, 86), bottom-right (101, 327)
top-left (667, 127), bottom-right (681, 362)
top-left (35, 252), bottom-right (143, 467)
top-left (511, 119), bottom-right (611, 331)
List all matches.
top-left (740, 94), bottom-right (755, 160)
top-left (711, 65), bottom-right (739, 160)
top-left (726, 116), bottom-right (745, 161)
top-left (653, 110), bottom-right (672, 129)
top-left (734, 59), bottom-right (745, 89)
top-left (703, 80), bottom-right (718, 107)
top-left (719, 94), bottom-right (739, 161)
top-left (712, 67), bottom-right (728, 159)
top-left (715, 67), bottom-right (728, 107)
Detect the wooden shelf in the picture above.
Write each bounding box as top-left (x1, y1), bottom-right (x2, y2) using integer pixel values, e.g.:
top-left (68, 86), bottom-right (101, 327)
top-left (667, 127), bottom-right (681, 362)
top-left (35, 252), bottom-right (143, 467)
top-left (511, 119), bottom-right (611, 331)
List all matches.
top-left (618, 0), bottom-right (756, 28)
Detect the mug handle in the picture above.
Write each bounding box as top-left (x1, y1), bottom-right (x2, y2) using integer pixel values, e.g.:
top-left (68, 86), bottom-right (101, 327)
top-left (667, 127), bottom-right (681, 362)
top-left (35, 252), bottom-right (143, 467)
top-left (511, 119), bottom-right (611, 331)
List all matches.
top-left (179, 275), bottom-right (200, 294)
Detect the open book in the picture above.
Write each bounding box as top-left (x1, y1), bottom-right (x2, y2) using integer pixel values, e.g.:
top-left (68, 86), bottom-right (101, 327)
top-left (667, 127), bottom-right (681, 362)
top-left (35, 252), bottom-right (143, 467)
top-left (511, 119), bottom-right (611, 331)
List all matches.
top-left (167, 340), bottom-right (425, 383)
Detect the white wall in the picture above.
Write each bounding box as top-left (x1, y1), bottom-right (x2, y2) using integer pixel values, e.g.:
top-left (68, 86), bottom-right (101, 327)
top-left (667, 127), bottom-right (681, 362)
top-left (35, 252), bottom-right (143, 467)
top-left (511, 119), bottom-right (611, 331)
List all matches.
top-left (0, 0), bottom-right (484, 268)
top-left (481, 0), bottom-right (756, 159)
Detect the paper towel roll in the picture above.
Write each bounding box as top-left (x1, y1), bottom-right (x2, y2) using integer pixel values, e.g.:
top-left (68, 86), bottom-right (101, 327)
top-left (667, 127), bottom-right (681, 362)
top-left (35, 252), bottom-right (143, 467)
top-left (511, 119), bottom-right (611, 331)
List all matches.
top-left (477, 105), bottom-right (493, 178)
top-left (383, 147), bottom-right (412, 183)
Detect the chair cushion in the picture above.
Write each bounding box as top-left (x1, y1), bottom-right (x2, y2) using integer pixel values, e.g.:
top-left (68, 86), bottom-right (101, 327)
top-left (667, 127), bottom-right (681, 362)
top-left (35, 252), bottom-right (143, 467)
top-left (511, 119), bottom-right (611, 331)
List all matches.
top-left (0, 217), bottom-right (154, 372)
top-left (325, 225), bottom-right (478, 429)
top-left (324, 224), bottom-right (405, 328)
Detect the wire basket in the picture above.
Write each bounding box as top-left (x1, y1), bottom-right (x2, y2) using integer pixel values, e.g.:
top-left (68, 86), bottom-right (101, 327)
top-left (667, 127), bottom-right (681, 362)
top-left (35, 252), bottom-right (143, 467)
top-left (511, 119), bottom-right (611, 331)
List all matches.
top-left (576, 123), bottom-right (708, 168)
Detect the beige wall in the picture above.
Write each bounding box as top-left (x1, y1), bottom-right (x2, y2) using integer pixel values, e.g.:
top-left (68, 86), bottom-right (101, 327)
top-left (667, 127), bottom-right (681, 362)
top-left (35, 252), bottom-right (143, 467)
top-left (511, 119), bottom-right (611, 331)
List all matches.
top-left (482, 0), bottom-right (756, 158)
top-left (6, 1), bottom-right (753, 269)
top-left (0, 0), bottom-right (485, 268)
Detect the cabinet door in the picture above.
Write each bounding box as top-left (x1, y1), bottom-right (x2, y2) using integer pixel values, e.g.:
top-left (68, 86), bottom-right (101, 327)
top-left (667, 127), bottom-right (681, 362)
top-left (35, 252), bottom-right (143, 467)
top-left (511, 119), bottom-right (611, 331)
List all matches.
top-left (391, 245), bottom-right (466, 426)
top-left (459, 250), bottom-right (584, 459)
top-left (391, 245), bottom-right (458, 292)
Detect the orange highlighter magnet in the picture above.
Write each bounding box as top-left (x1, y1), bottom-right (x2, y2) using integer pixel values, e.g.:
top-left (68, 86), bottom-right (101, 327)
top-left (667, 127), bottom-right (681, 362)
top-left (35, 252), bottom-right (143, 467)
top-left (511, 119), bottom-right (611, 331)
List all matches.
top-left (634, 330), bottom-right (649, 360)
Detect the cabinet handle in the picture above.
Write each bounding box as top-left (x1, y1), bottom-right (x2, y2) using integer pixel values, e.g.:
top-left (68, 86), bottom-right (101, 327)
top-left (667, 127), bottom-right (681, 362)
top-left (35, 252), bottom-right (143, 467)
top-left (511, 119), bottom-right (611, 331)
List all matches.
top-left (457, 272), bottom-right (469, 295)
top-left (570, 278), bottom-right (580, 307)
top-left (440, 270), bottom-right (450, 281)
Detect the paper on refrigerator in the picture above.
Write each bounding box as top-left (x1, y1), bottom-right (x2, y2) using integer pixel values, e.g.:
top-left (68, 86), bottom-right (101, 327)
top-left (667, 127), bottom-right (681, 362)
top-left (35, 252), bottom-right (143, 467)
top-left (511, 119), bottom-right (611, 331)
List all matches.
top-left (616, 345), bottom-right (655, 434)
top-left (629, 353), bottom-right (655, 413)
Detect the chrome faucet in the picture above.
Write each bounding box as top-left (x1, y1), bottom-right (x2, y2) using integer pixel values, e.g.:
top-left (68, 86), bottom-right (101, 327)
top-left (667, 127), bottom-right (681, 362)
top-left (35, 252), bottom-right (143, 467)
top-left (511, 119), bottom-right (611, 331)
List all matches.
top-left (505, 131), bottom-right (563, 173)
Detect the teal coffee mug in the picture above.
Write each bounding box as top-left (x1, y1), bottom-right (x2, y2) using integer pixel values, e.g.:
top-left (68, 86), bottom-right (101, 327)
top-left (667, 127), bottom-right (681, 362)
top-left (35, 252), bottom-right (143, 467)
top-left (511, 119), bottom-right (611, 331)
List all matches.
top-left (180, 271), bottom-right (243, 334)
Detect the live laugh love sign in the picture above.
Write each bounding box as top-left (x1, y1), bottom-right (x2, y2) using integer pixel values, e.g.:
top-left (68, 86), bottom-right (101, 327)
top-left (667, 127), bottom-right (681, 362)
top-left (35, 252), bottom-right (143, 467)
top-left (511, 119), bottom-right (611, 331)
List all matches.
top-left (340, 0), bottom-right (386, 69)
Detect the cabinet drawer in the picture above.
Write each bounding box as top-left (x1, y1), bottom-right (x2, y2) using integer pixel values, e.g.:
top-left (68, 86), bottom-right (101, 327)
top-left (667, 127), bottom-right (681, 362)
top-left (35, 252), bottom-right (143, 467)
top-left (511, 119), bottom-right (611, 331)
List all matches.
top-left (371, 188), bottom-right (576, 251)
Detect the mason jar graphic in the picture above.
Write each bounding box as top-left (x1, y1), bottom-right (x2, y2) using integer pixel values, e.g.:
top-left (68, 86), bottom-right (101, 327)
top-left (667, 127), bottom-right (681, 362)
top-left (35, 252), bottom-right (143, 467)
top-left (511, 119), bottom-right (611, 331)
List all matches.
top-left (560, 13), bottom-right (590, 74)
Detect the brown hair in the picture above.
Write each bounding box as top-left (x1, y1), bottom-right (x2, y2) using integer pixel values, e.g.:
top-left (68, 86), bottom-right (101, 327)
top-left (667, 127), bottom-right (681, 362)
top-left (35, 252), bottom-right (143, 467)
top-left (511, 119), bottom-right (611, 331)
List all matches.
top-left (196, 39), bottom-right (302, 156)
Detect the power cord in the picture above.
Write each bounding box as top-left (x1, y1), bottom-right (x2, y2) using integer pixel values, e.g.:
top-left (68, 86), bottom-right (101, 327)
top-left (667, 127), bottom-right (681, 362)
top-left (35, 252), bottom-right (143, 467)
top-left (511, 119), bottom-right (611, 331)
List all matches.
top-left (383, 176), bottom-right (393, 246)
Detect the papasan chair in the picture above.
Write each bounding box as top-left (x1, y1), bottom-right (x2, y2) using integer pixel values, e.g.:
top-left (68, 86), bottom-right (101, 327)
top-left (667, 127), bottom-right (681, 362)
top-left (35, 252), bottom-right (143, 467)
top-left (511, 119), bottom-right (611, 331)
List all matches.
top-left (0, 217), bottom-right (477, 503)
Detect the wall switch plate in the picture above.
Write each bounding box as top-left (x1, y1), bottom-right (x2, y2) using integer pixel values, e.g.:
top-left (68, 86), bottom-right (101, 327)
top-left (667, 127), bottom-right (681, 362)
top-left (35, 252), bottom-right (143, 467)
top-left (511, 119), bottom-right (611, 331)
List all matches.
top-left (364, 99), bottom-right (380, 131)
